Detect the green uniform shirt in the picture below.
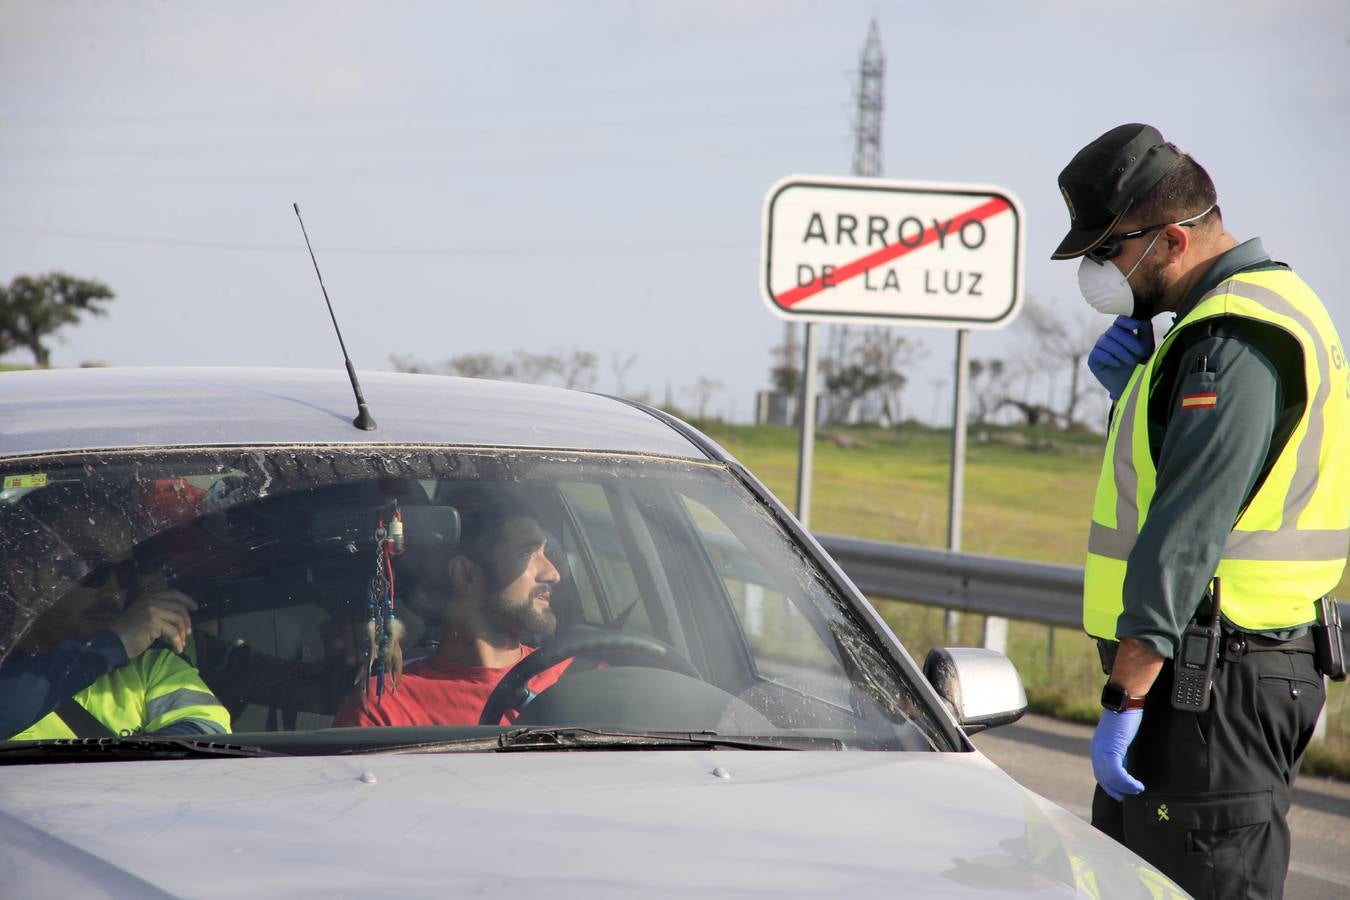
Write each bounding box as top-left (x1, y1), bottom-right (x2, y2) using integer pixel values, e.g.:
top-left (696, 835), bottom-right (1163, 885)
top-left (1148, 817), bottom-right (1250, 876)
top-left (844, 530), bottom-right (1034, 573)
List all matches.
top-left (1118, 238), bottom-right (1309, 657)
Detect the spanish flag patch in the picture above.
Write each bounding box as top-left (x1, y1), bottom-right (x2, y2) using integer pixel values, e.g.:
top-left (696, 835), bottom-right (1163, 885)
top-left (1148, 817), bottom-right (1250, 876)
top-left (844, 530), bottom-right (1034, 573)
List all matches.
top-left (1180, 392), bottom-right (1217, 410)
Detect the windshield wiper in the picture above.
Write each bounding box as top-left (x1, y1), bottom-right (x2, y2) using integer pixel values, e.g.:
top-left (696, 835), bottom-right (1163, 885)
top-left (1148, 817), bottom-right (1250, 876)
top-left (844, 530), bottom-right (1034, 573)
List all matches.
top-left (0, 736), bottom-right (281, 764)
top-left (352, 727), bottom-right (843, 755)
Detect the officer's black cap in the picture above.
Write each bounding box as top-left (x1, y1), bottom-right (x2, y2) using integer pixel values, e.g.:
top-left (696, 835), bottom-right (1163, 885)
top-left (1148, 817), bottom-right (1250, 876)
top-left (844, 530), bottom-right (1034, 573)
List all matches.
top-left (1051, 124), bottom-right (1182, 260)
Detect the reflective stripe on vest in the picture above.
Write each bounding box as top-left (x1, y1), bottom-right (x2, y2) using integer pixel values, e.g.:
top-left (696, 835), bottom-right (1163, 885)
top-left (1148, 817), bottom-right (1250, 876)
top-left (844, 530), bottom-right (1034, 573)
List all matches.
top-left (1084, 268), bottom-right (1350, 638)
top-left (12, 648), bottom-right (231, 741)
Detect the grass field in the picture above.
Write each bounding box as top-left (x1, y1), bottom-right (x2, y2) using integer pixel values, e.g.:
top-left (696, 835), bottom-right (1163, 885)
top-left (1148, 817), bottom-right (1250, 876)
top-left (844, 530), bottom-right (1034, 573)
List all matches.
top-left (697, 420), bottom-right (1350, 778)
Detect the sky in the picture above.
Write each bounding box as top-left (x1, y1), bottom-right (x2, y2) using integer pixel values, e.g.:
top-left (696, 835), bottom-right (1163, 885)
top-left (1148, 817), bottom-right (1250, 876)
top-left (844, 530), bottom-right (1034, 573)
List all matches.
top-left (2, 0), bottom-right (1348, 424)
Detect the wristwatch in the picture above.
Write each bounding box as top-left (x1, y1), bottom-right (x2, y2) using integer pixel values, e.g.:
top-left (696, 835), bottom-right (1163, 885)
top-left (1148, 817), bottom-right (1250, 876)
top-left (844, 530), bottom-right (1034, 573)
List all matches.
top-left (1101, 681), bottom-right (1147, 712)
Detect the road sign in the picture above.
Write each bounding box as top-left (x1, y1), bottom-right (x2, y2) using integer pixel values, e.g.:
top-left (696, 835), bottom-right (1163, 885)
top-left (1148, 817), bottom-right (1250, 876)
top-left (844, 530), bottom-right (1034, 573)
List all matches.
top-left (760, 175), bottom-right (1025, 329)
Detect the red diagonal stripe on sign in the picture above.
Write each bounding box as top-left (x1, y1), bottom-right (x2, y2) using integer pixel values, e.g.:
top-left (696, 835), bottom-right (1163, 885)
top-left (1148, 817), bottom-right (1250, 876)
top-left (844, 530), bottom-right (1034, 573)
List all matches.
top-left (775, 196), bottom-right (1012, 308)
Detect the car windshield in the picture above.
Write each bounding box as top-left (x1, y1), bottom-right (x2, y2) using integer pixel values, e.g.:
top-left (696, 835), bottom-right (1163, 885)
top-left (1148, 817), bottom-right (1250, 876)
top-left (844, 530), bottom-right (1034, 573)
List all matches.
top-left (0, 446), bottom-right (947, 754)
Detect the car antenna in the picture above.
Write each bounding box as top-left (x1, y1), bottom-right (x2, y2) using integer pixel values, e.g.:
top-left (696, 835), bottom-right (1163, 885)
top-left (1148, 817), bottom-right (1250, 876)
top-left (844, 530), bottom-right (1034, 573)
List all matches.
top-left (293, 202), bottom-right (377, 431)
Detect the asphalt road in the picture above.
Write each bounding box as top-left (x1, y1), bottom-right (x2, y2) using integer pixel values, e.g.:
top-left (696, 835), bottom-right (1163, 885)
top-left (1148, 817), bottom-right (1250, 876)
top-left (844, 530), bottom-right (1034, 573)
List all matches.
top-left (971, 714), bottom-right (1350, 900)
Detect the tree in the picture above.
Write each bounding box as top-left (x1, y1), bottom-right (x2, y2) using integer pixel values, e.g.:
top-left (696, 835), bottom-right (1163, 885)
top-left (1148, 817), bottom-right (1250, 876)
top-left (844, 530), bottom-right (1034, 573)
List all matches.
top-left (0, 274), bottom-right (114, 367)
top-left (387, 353), bottom-right (432, 374)
top-left (766, 338), bottom-right (801, 396)
top-left (855, 328), bottom-right (917, 425)
top-left (819, 360), bottom-right (865, 424)
top-left (445, 353), bottom-right (516, 380)
top-left (389, 348), bottom-right (598, 390)
top-left (998, 397), bottom-right (1058, 428)
top-left (550, 350), bottom-right (598, 390)
top-left (968, 358), bottom-right (1006, 426)
top-left (817, 327), bottom-right (922, 425)
top-left (609, 351), bottom-right (638, 396)
top-left (682, 377), bottom-right (724, 420)
top-left (1013, 297), bottom-right (1102, 429)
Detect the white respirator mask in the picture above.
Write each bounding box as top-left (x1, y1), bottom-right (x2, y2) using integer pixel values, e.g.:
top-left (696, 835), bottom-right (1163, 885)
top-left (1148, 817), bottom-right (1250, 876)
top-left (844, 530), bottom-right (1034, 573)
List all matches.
top-left (1075, 204), bottom-right (1214, 317)
top-left (1075, 229), bottom-right (1164, 317)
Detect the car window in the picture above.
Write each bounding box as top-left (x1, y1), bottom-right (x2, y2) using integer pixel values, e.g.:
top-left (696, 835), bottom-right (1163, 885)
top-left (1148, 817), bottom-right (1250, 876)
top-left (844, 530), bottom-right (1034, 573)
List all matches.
top-left (0, 446), bottom-right (945, 752)
top-left (557, 481), bottom-right (655, 636)
top-left (679, 495), bottom-right (852, 708)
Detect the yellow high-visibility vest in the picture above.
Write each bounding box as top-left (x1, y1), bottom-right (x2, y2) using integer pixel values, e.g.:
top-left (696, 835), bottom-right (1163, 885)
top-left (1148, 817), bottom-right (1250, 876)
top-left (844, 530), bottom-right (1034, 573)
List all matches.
top-left (1084, 268), bottom-right (1350, 639)
top-left (10, 647), bottom-right (231, 741)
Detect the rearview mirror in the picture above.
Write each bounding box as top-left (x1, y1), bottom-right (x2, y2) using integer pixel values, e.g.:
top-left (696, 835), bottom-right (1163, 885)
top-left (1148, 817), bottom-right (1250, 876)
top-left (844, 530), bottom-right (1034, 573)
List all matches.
top-left (311, 505), bottom-right (461, 550)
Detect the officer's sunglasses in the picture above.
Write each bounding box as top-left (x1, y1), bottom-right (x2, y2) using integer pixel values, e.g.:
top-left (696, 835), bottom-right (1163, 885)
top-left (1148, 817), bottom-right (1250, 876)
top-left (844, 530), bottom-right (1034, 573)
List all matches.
top-left (55, 555), bottom-right (138, 589)
top-left (1087, 206), bottom-right (1212, 262)
top-left (1086, 223), bottom-right (1168, 262)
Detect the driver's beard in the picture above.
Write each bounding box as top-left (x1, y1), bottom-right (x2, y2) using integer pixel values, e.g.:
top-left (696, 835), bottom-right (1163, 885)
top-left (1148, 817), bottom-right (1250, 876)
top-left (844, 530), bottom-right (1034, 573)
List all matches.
top-left (488, 585), bottom-right (557, 647)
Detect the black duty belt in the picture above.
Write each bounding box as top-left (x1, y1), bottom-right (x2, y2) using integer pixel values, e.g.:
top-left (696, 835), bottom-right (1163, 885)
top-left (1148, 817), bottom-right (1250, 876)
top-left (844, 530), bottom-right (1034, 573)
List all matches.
top-left (1096, 632), bottom-right (1315, 675)
top-left (1221, 630), bottom-right (1316, 662)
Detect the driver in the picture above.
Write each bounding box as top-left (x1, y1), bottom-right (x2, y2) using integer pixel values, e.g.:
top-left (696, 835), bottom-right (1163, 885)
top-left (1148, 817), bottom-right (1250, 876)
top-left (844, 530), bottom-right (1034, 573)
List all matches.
top-left (333, 485), bottom-right (571, 727)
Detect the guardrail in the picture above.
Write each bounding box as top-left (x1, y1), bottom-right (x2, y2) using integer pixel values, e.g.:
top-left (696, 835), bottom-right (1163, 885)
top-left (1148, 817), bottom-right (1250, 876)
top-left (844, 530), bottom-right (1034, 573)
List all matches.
top-left (815, 532), bottom-right (1350, 630)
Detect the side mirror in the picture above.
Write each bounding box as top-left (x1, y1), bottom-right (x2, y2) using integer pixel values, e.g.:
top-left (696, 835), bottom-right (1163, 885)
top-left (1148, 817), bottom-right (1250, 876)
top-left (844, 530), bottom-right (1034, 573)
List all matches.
top-left (923, 647), bottom-right (1027, 735)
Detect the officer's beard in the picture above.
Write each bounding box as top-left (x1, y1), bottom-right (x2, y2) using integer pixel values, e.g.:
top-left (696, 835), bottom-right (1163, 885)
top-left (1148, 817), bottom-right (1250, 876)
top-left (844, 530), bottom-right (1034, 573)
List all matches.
top-left (1130, 250), bottom-right (1172, 321)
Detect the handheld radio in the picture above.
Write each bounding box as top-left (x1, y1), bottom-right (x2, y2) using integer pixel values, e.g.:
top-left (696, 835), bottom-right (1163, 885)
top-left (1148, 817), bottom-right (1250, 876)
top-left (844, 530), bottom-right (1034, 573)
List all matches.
top-left (1172, 577), bottom-right (1222, 712)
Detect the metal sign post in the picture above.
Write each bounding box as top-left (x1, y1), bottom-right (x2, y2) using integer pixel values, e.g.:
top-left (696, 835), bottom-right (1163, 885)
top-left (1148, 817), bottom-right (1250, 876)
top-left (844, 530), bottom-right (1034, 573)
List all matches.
top-left (795, 322), bottom-right (819, 527)
top-left (941, 327), bottom-right (1004, 650)
top-left (944, 329), bottom-right (968, 643)
top-left (947, 328), bottom-right (969, 554)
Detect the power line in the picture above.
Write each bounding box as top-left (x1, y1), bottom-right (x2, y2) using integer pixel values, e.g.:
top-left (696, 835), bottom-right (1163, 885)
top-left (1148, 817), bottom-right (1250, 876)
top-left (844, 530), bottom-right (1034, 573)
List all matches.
top-left (0, 132), bottom-right (851, 186)
top-left (0, 224), bottom-right (753, 258)
top-left (0, 68), bottom-right (854, 127)
top-left (0, 99), bottom-right (848, 161)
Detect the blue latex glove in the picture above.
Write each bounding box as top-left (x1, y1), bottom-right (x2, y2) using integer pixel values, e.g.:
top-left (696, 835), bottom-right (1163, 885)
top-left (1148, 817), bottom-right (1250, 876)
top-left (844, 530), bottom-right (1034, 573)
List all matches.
top-left (1090, 708), bottom-right (1145, 801)
top-left (1087, 316), bottom-right (1155, 400)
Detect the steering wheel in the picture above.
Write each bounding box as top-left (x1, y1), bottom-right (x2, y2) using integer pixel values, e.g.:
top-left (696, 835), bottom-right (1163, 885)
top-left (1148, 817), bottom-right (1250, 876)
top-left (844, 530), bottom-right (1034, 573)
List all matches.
top-left (478, 625), bottom-right (701, 725)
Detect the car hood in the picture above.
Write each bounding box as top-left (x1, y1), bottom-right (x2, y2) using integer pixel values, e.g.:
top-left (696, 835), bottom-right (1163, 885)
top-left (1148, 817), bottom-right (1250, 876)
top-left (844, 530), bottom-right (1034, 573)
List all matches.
top-left (0, 749), bottom-right (1183, 898)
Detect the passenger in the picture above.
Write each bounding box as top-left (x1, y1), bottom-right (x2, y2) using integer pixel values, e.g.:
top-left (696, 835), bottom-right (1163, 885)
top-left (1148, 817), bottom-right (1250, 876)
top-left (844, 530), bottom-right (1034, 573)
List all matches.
top-left (334, 486), bottom-right (569, 727)
top-left (0, 484), bottom-right (231, 740)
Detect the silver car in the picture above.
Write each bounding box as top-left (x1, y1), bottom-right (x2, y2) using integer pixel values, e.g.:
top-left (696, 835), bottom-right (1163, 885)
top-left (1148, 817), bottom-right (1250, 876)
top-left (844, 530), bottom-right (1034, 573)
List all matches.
top-left (0, 367), bottom-right (1186, 898)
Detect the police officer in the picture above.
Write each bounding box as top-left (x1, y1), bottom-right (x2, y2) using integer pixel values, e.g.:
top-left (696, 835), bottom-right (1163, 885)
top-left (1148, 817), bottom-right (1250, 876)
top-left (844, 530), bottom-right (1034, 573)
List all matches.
top-left (0, 482), bottom-right (230, 741)
top-left (1052, 123), bottom-right (1350, 899)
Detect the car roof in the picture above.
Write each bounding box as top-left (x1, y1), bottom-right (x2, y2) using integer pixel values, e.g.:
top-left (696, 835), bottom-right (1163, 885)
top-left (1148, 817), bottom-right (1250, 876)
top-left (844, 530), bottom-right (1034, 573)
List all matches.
top-left (0, 367), bottom-right (707, 459)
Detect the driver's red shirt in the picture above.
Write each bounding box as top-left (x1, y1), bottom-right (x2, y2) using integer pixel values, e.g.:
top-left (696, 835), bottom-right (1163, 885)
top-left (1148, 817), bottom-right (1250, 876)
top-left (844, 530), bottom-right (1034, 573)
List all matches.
top-left (333, 647), bottom-right (571, 728)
